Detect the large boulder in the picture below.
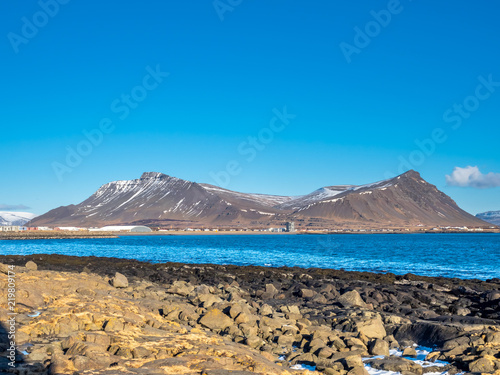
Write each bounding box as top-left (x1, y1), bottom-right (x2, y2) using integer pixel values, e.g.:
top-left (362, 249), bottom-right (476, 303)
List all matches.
top-left (199, 308), bottom-right (234, 331)
top-left (25, 261), bottom-right (38, 271)
top-left (469, 357), bottom-right (496, 373)
top-left (356, 316), bottom-right (386, 339)
top-left (365, 357), bottom-right (423, 375)
top-left (369, 339), bottom-right (389, 356)
top-left (338, 290), bottom-right (366, 308)
top-left (112, 272), bottom-right (128, 288)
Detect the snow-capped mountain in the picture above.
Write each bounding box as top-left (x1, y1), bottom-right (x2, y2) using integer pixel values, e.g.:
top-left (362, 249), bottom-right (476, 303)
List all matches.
top-left (29, 170), bottom-right (489, 228)
top-left (0, 211), bottom-right (37, 226)
top-left (476, 211), bottom-right (500, 226)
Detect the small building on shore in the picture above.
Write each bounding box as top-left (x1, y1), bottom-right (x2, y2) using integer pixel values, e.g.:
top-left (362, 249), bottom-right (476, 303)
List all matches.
top-left (91, 225), bottom-right (152, 233)
top-left (285, 222), bottom-right (295, 232)
top-left (0, 226), bottom-right (20, 232)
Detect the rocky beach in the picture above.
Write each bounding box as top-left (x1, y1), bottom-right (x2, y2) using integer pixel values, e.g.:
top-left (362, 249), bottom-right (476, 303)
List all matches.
top-left (1, 254), bottom-right (500, 375)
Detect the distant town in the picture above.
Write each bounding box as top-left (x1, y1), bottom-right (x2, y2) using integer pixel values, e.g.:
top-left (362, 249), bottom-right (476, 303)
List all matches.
top-left (0, 220), bottom-right (498, 236)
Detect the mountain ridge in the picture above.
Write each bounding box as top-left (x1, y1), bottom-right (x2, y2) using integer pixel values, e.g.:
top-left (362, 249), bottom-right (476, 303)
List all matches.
top-left (0, 211), bottom-right (37, 226)
top-left (29, 170), bottom-right (490, 229)
top-left (476, 210), bottom-right (500, 226)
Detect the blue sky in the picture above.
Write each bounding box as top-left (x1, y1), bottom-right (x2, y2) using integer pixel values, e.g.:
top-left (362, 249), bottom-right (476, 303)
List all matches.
top-left (1, 0), bottom-right (499, 216)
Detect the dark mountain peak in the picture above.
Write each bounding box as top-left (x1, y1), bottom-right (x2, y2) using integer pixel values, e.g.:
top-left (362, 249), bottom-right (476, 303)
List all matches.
top-left (140, 172), bottom-right (170, 180)
top-left (399, 170), bottom-right (421, 179)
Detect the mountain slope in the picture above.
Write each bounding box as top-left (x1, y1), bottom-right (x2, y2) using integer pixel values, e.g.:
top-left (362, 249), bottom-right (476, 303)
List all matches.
top-left (0, 212), bottom-right (37, 226)
top-left (29, 171), bottom-right (489, 229)
top-left (476, 211), bottom-right (500, 226)
top-left (287, 171), bottom-right (485, 226)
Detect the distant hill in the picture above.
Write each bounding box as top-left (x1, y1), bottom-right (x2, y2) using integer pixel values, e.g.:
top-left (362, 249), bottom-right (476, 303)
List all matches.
top-left (0, 211), bottom-right (37, 226)
top-left (476, 211), bottom-right (500, 226)
top-left (29, 170), bottom-right (489, 229)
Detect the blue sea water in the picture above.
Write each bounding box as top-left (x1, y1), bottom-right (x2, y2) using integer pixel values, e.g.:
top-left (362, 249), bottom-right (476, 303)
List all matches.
top-left (0, 233), bottom-right (498, 280)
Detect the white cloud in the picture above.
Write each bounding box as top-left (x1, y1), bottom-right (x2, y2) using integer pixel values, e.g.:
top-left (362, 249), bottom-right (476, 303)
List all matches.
top-left (0, 204), bottom-right (30, 211)
top-left (446, 166), bottom-right (500, 188)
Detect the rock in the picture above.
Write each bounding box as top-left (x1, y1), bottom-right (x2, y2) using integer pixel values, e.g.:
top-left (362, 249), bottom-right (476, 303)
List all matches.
top-left (228, 304), bottom-right (245, 319)
top-left (235, 312), bottom-right (254, 325)
top-left (85, 332), bottom-right (111, 347)
top-left (369, 339), bottom-right (389, 356)
top-left (199, 308), bottom-right (234, 331)
top-left (276, 334), bottom-right (295, 347)
top-left (132, 346), bottom-right (152, 359)
top-left (300, 288), bottom-right (316, 298)
top-left (485, 332), bottom-right (500, 344)
top-left (0, 263), bottom-right (10, 274)
top-left (311, 293), bottom-right (328, 304)
top-left (318, 347), bottom-right (337, 359)
top-left (167, 280), bottom-right (194, 296)
top-left (402, 347), bottom-right (417, 358)
top-left (347, 366), bottom-right (370, 375)
top-left (338, 290), bottom-right (366, 308)
top-left (280, 305), bottom-right (301, 315)
top-left (194, 284), bottom-right (211, 295)
top-left (112, 272), bottom-right (128, 288)
top-left (245, 335), bottom-right (263, 349)
top-left (469, 357), bottom-right (496, 373)
top-left (49, 354), bottom-right (77, 374)
top-left (485, 290), bottom-right (500, 301)
top-left (198, 293), bottom-right (223, 308)
top-left (265, 283), bottom-right (279, 296)
top-left (259, 304), bottom-right (273, 316)
top-left (344, 354), bottom-right (364, 369)
top-left (392, 321), bottom-right (462, 347)
top-left (104, 317), bottom-right (125, 332)
top-left (366, 357), bottom-right (423, 375)
top-left (27, 345), bottom-right (50, 362)
top-left (453, 306), bottom-right (471, 316)
top-left (356, 316), bottom-right (386, 339)
top-left (25, 260), bottom-right (38, 271)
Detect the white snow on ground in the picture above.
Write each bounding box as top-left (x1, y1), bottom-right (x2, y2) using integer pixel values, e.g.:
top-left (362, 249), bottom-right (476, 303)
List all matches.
top-left (278, 346), bottom-right (455, 375)
top-left (290, 363), bottom-right (317, 371)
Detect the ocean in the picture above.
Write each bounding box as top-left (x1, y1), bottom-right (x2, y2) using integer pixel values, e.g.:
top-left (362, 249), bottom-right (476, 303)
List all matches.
top-left (1, 233), bottom-right (499, 280)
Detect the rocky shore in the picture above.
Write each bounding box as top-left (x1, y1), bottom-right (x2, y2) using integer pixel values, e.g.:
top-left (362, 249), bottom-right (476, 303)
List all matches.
top-left (1, 254), bottom-right (499, 375)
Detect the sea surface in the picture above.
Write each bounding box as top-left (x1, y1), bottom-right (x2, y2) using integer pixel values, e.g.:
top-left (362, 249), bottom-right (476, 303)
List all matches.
top-left (0, 233), bottom-right (499, 280)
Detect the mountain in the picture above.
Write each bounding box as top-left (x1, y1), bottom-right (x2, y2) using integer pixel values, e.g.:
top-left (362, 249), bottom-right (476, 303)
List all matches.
top-left (476, 211), bottom-right (500, 226)
top-left (0, 211), bottom-right (37, 226)
top-left (29, 170), bottom-right (489, 229)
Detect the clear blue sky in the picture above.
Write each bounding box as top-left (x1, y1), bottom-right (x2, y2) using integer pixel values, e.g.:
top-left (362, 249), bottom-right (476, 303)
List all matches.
top-left (1, 0), bottom-right (499, 216)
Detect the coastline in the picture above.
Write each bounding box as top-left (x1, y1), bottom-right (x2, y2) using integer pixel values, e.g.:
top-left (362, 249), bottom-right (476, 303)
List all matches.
top-left (1, 229), bottom-right (499, 241)
top-left (1, 254), bottom-right (499, 374)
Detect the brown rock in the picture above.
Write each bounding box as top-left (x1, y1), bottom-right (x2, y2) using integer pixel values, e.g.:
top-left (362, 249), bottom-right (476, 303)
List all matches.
top-left (111, 272), bottom-right (128, 288)
top-left (300, 288), bottom-right (316, 298)
top-left (347, 366), bottom-right (370, 375)
top-left (338, 290), bottom-right (366, 308)
top-left (104, 317), bottom-right (125, 332)
top-left (469, 357), bottom-right (496, 373)
top-left (369, 339), bottom-right (389, 356)
top-left (402, 347), bottom-right (417, 358)
top-left (356, 316), bottom-right (386, 339)
top-left (25, 260), bottom-right (38, 271)
top-left (366, 357), bottom-right (423, 375)
top-left (199, 308), bottom-right (234, 331)
top-left (486, 332), bottom-right (500, 344)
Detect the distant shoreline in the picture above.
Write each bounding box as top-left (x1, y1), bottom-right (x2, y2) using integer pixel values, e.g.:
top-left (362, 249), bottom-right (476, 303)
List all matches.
top-left (1, 229), bottom-right (498, 240)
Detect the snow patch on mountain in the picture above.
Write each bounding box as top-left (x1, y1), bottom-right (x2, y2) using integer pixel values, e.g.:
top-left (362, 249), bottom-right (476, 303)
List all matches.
top-left (0, 212), bottom-right (37, 226)
top-left (476, 210), bottom-right (500, 225)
